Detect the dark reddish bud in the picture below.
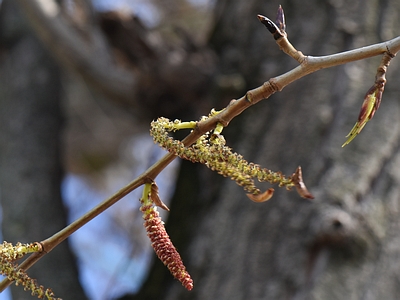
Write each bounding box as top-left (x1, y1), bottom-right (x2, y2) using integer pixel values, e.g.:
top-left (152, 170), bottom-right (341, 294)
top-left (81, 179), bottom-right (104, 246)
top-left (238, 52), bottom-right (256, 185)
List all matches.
top-left (275, 5), bottom-right (286, 32)
top-left (257, 14), bottom-right (284, 40)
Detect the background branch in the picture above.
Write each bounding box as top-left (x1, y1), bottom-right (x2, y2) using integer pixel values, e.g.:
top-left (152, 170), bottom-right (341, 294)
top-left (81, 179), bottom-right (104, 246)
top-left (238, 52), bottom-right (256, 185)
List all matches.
top-left (14, 0), bottom-right (137, 103)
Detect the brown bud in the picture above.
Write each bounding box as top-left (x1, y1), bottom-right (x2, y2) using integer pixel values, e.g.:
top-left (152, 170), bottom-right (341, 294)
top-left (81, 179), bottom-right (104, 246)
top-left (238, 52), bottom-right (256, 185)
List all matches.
top-left (150, 182), bottom-right (170, 211)
top-left (291, 166), bottom-right (314, 199)
top-left (275, 5), bottom-right (286, 32)
top-left (257, 14), bottom-right (284, 40)
top-left (247, 188), bottom-right (275, 202)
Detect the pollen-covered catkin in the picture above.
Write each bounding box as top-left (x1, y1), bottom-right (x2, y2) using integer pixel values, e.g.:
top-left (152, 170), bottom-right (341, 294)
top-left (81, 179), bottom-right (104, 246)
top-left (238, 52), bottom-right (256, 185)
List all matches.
top-left (140, 202), bottom-right (193, 290)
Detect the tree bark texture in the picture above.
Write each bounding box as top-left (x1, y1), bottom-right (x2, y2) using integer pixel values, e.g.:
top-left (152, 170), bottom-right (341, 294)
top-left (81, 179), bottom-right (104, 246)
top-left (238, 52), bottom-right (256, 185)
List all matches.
top-left (138, 0), bottom-right (400, 299)
top-left (0, 1), bottom-right (86, 299)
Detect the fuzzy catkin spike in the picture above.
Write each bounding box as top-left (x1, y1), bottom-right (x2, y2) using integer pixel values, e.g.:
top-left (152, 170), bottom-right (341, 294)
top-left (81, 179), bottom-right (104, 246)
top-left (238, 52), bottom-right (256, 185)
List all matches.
top-left (150, 116), bottom-right (313, 199)
top-left (0, 242), bottom-right (60, 300)
top-left (140, 183), bottom-right (193, 290)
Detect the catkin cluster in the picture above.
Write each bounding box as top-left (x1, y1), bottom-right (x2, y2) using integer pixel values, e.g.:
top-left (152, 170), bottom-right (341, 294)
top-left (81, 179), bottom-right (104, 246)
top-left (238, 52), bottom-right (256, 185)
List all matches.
top-left (0, 242), bottom-right (60, 300)
top-left (150, 116), bottom-right (296, 196)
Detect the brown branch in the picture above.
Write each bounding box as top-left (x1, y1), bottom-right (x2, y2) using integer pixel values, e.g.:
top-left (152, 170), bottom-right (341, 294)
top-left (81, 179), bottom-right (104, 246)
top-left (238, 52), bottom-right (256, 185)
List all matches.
top-left (14, 0), bottom-right (136, 103)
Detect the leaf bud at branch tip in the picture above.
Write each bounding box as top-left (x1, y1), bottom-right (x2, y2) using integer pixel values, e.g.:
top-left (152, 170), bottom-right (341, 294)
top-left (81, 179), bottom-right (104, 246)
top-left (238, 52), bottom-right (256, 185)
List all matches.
top-left (257, 15), bottom-right (276, 33)
top-left (257, 14), bottom-right (283, 40)
top-left (258, 5), bottom-right (287, 40)
top-left (275, 5), bottom-right (286, 32)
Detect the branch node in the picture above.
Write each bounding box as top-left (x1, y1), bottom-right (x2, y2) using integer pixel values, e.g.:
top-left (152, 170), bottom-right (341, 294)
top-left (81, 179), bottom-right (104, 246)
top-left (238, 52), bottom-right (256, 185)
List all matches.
top-left (246, 91), bottom-right (254, 103)
top-left (267, 78), bottom-right (281, 93)
top-left (385, 45), bottom-right (396, 58)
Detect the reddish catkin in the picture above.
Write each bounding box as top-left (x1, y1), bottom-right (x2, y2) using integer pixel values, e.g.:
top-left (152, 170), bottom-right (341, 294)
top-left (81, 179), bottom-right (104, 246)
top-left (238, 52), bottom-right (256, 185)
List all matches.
top-left (140, 203), bottom-right (193, 290)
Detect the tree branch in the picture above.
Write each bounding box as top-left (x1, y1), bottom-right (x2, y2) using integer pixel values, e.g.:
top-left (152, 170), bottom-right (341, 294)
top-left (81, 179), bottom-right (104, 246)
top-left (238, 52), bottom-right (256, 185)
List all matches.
top-left (14, 0), bottom-right (136, 103)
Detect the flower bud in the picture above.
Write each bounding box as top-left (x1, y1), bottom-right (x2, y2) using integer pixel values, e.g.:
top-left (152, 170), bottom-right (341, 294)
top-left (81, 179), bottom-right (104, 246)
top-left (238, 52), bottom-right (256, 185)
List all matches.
top-left (342, 85), bottom-right (382, 147)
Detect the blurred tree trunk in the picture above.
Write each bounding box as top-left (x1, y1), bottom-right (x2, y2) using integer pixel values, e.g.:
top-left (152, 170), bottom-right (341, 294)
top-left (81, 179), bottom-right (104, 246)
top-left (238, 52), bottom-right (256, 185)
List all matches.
top-left (133, 0), bottom-right (400, 299)
top-left (0, 1), bottom-right (86, 299)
